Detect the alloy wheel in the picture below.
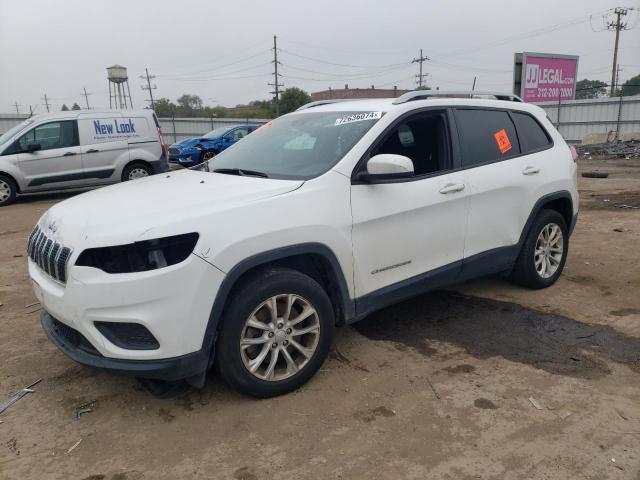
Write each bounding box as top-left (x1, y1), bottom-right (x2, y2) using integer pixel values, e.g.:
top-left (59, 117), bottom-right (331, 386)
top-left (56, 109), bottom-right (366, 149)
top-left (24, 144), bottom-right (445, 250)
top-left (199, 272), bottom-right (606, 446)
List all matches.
top-left (240, 294), bottom-right (321, 381)
top-left (534, 222), bottom-right (564, 279)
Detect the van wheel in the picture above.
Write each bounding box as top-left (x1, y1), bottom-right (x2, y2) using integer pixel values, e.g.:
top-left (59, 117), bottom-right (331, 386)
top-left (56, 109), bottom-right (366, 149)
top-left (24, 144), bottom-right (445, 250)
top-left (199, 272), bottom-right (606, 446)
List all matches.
top-left (0, 174), bottom-right (17, 206)
top-left (123, 163), bottom-right (152, 181)
top-left (509, 209), bottom-right (568, 289)
top-left (216, 268), bottom-right (334, 398)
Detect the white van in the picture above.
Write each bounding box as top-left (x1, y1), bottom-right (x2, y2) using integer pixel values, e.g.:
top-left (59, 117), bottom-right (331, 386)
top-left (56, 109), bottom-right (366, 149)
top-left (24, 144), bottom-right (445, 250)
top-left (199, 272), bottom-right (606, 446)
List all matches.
top-left (0, 110), bottom-right (167, 206)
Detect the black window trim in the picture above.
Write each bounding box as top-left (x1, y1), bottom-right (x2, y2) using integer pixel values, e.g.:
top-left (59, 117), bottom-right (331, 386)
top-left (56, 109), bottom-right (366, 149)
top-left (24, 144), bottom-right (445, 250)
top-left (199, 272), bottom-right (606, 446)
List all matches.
top-left (10, 119), bottom-right (79, 155)
top-left (509, 109), bottom-right (554, 156)
top-left (453, 106), bottom-right (554, 172)
top-left (351, 107), bottom-right (462, 185)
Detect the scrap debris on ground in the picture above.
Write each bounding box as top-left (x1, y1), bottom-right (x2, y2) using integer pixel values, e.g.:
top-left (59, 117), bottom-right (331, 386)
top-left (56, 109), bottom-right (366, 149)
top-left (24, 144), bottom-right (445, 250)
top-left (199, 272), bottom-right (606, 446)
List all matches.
top-left (577, 140), bottom-right (640, 159)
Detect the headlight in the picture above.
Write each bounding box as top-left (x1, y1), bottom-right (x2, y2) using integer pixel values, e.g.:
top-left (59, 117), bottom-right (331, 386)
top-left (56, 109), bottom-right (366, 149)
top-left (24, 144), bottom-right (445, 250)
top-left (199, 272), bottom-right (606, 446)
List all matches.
top-left (76, 233), bottom-right (199, 274)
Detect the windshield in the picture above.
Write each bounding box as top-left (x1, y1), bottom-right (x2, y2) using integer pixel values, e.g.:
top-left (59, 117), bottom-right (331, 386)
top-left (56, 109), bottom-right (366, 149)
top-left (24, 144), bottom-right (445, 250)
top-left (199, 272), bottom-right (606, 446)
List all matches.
top-left (202, 126), bottom-right (233, 138)
top-left (0, 119), bottom-right (33, 146)
top-left (208, 111), bottom-right (383, 179)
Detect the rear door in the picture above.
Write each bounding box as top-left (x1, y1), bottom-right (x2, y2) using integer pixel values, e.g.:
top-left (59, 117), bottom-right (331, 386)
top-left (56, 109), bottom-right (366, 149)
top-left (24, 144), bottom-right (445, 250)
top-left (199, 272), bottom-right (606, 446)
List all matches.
top-left (78, 115), bottom-right (129, 184)
top-left (454, 108), bottom-right (531, 263)
top-left (15, 120), bottom-right (83, 191)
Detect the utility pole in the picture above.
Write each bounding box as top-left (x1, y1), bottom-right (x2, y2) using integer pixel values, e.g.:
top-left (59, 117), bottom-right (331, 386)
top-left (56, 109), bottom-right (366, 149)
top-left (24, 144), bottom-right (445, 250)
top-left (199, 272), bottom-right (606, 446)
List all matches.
top-left (268, 35), bottom-right (284, 117)
top-left (82, 87), bottom-right (91, 109)
top-left (412, 49), bottom-right (430, 89)
top-left (13, 101), bottom-right (21, 114)
top-left (29, 105), bottom-right (34, 118)
top-left (615, 65), bottom-right (623, 93)
top-left (139, 68), bottom-right (157, 110)
top-left (42, 94), bottom-right (50, 113)
top-left (606, 7), bottom-right (628, 96)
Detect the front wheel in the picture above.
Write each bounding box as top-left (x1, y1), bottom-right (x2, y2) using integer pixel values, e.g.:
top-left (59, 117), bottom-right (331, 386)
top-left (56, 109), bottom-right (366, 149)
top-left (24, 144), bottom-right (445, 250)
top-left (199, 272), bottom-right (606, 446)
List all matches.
top-left (215, 268), bottom-right (335, 398)
top-left (200, 150), bottom-right (217, 162)
top-left (0, 174), bottom-right (17, 207)
top-left (509, 209), bottom-right (568, 289)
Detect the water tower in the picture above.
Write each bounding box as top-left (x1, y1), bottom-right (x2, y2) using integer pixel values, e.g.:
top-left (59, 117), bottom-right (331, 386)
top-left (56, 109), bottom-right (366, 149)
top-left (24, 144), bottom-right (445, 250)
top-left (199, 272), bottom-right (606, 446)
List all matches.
top-left (107, 64), bottom-right (133, 109)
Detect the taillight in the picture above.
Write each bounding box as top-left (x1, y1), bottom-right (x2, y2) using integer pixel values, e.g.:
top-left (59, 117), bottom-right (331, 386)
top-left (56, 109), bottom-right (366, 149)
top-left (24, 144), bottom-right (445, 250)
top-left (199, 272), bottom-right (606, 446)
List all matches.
top-left (569, 145), bottom-right (578, 162)
top-left (157, 127), bottom-right (166, 154)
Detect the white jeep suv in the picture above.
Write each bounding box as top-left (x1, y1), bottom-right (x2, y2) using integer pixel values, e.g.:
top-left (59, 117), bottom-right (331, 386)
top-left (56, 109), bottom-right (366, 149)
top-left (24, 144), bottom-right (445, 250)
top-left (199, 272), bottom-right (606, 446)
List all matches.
top-left (28, 91), bottom-right (578, 397)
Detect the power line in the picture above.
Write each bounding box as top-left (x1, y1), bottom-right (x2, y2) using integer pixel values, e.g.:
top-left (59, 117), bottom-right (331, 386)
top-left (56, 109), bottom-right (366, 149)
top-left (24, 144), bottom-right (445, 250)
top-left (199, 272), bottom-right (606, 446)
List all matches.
top-left (412, 49), bottom-right (430, 89)
top-left (268, 35), bottom-right (284, 117)
top-left (140, 68), bottom-right (157, 110)
top-left (157, 50), bottom-right (270, 79)
top-left (278, 48), bottom-right (407, 69)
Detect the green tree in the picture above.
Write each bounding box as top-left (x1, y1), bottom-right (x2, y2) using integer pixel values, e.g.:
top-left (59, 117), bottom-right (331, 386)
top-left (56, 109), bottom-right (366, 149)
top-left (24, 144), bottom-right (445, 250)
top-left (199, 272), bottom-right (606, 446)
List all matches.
top-left (153, 98), bottom-right (177, 117)
top-left (61, 104), bottom-right (69, 111)
top-left (575, 79), bottom-right (607, 99)
top-left (278, 87), bottom-right (311, 115)
top-left (71, 102), bottom-right (81, 110)
top-left (620, 74), bottom-right (640, 97)
top-left (176, 94), bottom-right (203, 116)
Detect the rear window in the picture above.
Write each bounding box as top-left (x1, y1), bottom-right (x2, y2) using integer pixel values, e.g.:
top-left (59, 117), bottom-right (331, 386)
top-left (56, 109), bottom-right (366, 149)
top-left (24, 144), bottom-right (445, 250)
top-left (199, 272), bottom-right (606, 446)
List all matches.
top-left (455, 109), bottom-right (520, 168)
top-left (511, 112), bottom-right (552, 153)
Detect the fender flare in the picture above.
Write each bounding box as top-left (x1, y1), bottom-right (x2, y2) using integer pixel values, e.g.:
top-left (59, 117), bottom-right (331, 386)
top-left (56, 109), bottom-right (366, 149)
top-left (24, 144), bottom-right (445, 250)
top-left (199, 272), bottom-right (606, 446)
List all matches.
top-left (200, 242), bottom-right (354, 366)
top-left (517, 190), bottom-right (575, 249)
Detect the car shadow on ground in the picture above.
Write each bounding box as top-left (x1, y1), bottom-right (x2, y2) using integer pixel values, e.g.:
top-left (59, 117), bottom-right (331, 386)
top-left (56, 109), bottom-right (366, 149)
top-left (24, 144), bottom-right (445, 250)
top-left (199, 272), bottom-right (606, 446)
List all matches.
top-left (14, 188), bottom-right (92, 205)
top-left (352, 290), bottom-right (640, 380)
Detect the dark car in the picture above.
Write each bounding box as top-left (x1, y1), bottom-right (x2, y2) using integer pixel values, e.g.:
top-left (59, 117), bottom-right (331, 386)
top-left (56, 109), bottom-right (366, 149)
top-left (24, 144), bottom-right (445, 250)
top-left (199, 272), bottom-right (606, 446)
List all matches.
top-left (168, 124), bottom-right (260, 167)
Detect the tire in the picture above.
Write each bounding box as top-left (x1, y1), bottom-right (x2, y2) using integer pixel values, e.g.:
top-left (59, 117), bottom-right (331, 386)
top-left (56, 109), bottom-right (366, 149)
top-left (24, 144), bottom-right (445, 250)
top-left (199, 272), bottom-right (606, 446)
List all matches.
top-left (509, 209), bottom-right (568, 289)
top-left (122, 163), bottom-right (152, 181)
top-left (215, 267), bottom-right (335, 398)
top-left (200, 150), bottom-right (217, 163)
top-left (581, 171), bottom-right (609, 179)
top-left (0, 174), bottom-right (17, 207)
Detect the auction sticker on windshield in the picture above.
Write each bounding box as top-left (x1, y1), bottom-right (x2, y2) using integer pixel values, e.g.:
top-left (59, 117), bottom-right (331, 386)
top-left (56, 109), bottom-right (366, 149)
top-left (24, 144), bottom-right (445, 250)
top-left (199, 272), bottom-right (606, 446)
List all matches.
top-left (335, 112), bottom-right (382, 126)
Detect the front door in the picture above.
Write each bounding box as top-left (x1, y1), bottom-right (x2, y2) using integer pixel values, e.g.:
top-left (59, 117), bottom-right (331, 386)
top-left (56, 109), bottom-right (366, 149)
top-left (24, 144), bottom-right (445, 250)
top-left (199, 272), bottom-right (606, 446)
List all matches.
top-left (350, 110), bottom-right (469, 299)
top-left (16, 120), bottom-right (84, 191)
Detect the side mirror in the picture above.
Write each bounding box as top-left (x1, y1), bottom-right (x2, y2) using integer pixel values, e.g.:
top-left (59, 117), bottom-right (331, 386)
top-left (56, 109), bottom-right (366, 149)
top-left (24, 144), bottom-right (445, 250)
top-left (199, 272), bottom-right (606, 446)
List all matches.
top-left (27, 142), bottom-right (41, 153)
top-left (356, 154), bottom-right (414, 182)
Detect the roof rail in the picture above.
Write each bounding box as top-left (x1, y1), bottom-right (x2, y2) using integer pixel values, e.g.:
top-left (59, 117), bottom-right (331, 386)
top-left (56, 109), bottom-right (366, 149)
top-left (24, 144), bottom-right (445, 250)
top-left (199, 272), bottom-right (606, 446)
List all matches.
top-left (392, 90), bottom-right (523, 105)
top-left (296, 99), bottom-right (355, 111)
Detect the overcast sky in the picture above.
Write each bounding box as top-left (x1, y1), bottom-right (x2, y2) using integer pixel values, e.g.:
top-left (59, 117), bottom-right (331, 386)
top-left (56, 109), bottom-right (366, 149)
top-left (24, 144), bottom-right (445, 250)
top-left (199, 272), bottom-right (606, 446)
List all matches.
top-left (1, 0), bottom-right (638, 113)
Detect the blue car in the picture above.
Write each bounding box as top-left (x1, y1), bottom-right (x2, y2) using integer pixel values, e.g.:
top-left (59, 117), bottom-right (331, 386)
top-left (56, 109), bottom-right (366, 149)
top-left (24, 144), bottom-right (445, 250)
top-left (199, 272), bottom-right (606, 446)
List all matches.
top-left (167, 124), bottom-right (260, 167)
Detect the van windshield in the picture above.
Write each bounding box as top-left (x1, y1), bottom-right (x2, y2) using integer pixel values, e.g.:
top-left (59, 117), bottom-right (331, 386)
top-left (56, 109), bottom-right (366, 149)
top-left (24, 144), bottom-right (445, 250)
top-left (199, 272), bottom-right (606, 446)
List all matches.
top-left (207, 111), bottom-right (383, 179)
top-left (0, 119), bottom-right (34, 147)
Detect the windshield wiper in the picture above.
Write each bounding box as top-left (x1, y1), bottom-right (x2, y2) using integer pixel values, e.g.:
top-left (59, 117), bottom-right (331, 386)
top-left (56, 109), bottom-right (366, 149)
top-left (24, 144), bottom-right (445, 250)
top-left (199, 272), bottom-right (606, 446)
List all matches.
top-left (213, 168), bottom-right (269, 178)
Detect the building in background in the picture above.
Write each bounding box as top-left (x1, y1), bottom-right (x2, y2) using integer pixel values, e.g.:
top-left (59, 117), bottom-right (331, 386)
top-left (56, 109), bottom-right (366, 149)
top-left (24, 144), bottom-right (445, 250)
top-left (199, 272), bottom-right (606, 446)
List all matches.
top-left (311, 84), bottom-right (410, 101)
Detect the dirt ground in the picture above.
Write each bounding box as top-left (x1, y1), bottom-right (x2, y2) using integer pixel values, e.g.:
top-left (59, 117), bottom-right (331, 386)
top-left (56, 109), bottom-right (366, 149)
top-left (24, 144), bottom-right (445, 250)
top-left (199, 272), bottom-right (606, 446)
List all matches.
top-left (1, 158), bottom-right (639, 480)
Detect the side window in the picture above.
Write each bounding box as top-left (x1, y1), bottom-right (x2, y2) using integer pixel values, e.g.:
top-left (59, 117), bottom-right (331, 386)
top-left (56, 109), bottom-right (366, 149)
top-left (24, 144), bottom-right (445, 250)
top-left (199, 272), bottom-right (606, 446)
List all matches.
top-left (511, 112), bottom-right (552, 153)
top-left (455, 109), bottom-right (520, 168)
top-left (16, 121), bottom-right (77, 152)
top-left (371, 110), bottom-right (451, 176)
top-left (233, 128), bottom-right (249, 139)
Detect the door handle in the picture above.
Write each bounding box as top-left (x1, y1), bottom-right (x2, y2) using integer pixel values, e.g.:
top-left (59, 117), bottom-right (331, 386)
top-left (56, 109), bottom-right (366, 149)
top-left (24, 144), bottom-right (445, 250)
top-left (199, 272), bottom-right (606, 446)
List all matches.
top-left (439, 183), bottom-right (465, 194)
top-left (63, 151), bottom-right (77, 156)
top-left (86, 149), bottom-right (99, 153)
top-left (522, 166), bottom-right (540, 175)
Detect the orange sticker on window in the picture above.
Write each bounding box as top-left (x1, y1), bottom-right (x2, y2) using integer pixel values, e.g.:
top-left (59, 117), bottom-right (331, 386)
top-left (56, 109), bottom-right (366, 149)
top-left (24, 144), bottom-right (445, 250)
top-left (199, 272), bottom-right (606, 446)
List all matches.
top-left (494, 129), bottom-right (512, 154)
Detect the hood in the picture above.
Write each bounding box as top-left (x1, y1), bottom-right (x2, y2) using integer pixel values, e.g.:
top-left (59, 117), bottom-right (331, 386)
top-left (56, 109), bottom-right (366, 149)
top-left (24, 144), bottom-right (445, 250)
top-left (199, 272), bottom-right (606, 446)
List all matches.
top-left (39, 170), bottom-right (303, 250)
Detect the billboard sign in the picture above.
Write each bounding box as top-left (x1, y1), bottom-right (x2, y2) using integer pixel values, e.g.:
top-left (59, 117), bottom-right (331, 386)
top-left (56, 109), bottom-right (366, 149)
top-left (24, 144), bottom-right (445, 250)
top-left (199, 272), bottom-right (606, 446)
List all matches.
top-left (514, 52), bottom-right (579, 103)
